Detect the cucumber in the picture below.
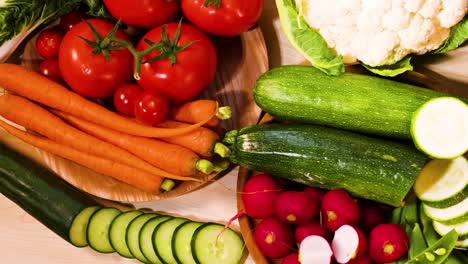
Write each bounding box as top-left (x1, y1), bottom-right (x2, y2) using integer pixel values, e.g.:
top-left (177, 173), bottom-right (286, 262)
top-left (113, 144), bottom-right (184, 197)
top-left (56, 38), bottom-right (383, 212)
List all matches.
top-left (253, 65), bottom-right (468, 139)
top-left (127, 213), bottom-right (159, 264)
top-left (109, 210), bottom-right (144, 258)
top-left (139, 215), bottom-right (171, 264)
top-left (423, 198), bottom-right (468, 225)
top-left (191, 223), bottom-right (244, 264)
top-left (69, 206), bottom-right (101, 247)
top-left (414, 157), bottom-right (468, 208)
top-left (0, 144), bottom-right (97, 243)
top-left (411, 97), bottom-right (468, 159)
top-left (223, 123), bottom-right (427, 207)
top-left (433, 221), bottom-right (468, 240)
top-left (86, 207), bottom-right (122, 253)
top-left (173, 221), bottom-right (203, 264)
top-left (153, 217), bottom-right (189, 264)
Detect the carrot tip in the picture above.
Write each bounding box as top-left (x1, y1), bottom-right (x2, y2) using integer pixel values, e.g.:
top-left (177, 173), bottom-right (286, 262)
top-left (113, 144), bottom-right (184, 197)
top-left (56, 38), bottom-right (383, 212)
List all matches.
top-left (214, 142), bottom-right (231, 158)
top-left (196, 159), bottom-right (215, 174)
top-left (216, 106), bottom-right (232, 120)
top-left (161, 179), bottom-right (175, 192)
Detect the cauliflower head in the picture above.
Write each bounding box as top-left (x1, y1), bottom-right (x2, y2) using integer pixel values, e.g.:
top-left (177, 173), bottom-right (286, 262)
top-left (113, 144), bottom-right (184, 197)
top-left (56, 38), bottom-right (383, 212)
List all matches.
top-left (296, 0), bottom-right (468, 67)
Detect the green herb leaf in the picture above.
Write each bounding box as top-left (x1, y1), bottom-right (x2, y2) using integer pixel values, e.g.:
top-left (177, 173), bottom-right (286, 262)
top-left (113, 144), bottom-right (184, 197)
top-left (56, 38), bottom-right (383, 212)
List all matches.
top-left (363, 56), bottom-right (413, 77)
top-left (432, 16), bottom-right (467, 54)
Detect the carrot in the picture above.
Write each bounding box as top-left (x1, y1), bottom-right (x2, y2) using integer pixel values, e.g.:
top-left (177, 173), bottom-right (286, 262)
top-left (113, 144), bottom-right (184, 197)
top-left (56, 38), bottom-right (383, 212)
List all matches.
top-left (157, 120), bottom-right (231, 158)
top-left (0, 63), bottom-right (216, 138)
top-left (0, 94), bottom-right (199, 182)
top-left (0, 119), bottom-right (163, 193)
top-left (54, 110), bottom-right (215, 176)
top-left (170, 100), bottom-right (232, 127)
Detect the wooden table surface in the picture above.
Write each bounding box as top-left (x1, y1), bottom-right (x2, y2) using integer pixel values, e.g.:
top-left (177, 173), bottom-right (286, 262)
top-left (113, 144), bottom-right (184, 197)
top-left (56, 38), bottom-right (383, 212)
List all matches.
top-left (1, 1), bottom-right (467, 263)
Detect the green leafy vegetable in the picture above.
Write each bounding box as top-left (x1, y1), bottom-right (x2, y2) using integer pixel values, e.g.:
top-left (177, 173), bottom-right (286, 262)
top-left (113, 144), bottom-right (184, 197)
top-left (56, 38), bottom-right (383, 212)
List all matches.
top-left (275, 0), bottom-right (344, 76)
top-left (406, 230), bottom-right (458, 264)
top-left (410, 224), bottom-right (428, 259)
top-left (432, 16), bottom-right (468, 54)
top-left (363, 56), bottom-right (414, 77)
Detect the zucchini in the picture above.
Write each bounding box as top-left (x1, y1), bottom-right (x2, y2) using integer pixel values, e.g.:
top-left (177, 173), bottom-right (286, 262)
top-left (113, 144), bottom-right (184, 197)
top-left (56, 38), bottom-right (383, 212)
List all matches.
top-left (433, 221), bottom-right (468, 240)
top-left (0, 143), bottom-right (97, 242)
top-left (223, 124), bottom-right (427, 207)
top-left (423, 198), bottom-right (468, 225)
top-left (253, 65), bottom-right (468, 139)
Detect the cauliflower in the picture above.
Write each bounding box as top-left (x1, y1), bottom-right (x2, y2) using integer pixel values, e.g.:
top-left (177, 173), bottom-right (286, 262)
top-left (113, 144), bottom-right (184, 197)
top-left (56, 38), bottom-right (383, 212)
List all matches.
top-left (295, 0), bottom-right (467, 67)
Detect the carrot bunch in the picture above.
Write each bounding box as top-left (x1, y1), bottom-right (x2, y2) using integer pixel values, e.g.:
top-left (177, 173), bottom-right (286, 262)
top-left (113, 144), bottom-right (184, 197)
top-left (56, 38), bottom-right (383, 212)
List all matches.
top-left (0, 63), bottom-right (232, 194)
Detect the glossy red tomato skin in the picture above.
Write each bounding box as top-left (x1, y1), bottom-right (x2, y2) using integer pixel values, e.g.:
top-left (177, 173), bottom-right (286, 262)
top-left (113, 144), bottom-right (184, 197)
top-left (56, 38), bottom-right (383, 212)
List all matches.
top-left (35, 27), bottom-right (64, 59)
top-left (181, 0), bottom-right (263, 36)
top-left (38, 59), bottom-right (63, 84)
top-left (113, 83), bottom-right (143, 117)
top-left (103, 0), bottom-right (179, 28)
top-left (58, 18), bottom-right (133, 98)
top-left (136, 22), bottom-right (217, 103)
top-left (134, 90), bottom-right (169, 126)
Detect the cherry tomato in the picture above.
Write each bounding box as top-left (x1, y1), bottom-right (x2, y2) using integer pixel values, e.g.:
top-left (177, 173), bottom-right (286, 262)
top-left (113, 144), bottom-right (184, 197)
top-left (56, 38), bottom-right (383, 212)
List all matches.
top-left (113, 83), bottom-right (143, 117)
top-left (181, 0), bottom-right (263, 36)
top-left (59, 10), bottom-right (89, 32)
top-left (35, 27), bottom-right (64, 59)
top-left (136, 22), bottom-right (217, 103)
top-left (38, 59), bottom-right (63, 83)
top-left (58, 18), bottom-right (133, 98)
top-left (134, 90), bottom-right (169, 126)
top-left (103, 0), bottom-right (179, 28)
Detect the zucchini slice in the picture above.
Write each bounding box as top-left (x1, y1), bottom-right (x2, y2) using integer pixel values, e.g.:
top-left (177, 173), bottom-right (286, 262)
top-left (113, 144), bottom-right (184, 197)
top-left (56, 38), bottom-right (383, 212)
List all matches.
top-left (414, 157), bottom-right (468, 207)
top-left (456, 238), bottom-right (468, 248)
top-left (153, 217), bottom-right (189, 264)
top-left (86, 207), bottom-right (122, 253)
top-left (423, 198), bottom-right (468, 225)
top-left (139, 215), bottom-right (171, 264)
top-left (411, 97), bottom-right (468, 159)
top-left (109, 210), bottom-right (144, 258)
top-left (172, 221), bottom-right (203, 264)
top-left (126, 213), bottom-right (159, 264)
top-left (69, 206), bottom-right (101, 247)
top-left (433, 221), bottom-right (468, 240)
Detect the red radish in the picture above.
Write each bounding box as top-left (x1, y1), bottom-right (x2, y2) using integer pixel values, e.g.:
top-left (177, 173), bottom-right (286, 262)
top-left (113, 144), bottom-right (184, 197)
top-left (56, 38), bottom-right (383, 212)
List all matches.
top-left (360, 205), bottom-right (386, 233)
top-left (254, 217), bottom-right (295, 259)
top-left (241, 173), bottom-right (283, 219)
top-left (275, 191), bottom-right (319, 225)
top-left (304, 186), bottom-right (326, 202)
top-left (281, 252), bottom-right (300, 264)
top-left (347, 255), bottom-right (372, 264)
top-left (332, 225), bottom-right (367, 264)
top-left (295, 222), bottom-right (331, 244)
top-left (321, 189), bottom-right (360, 231)
top-left (368, 223), bottom-right (409, 263)
top-left (299, 235), bottom-right (333, 264)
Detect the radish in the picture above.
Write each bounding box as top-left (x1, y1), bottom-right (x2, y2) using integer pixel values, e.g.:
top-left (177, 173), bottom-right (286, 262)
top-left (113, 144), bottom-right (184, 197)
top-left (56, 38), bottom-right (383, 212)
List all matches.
top-left (368, 223), bottom-right (409, 263)
top-left (281, 252), bottom-right (300, 264)
top-left (321, 189), bottom-right (360, 231)
top-left (275, 191), bottom-right (319, 225)
top-left (332, 225), bottom-right (367, 264)
top-left (253, 217), bottom-right (295, 259)
top-left (304, 186), bottom-right (325, 202)
top-left (347, 255), bottom-right (372, 264)
top-left (241, 173), bottom-right (283, 219)
top-left (299, 235), bottom-right (333, 264)
top-left (360, 205), bottom-right (386, 233)
top-left (295, 222), bottom-right (331, 244)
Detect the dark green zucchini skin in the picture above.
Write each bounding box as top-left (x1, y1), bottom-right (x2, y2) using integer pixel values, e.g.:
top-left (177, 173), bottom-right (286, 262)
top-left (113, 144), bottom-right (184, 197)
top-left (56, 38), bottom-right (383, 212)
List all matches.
top-left (0, 144), bottom-right (97, 242)
top-left (254, 65), bottom-right (467, 139)
top-left (224, 124), bottom-right (428, 207)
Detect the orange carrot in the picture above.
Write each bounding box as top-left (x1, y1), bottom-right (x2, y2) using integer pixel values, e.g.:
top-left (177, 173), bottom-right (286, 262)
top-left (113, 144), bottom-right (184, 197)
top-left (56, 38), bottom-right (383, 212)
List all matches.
top-left (0, 120), bottom-right (163, 193)
top-left (0, 94), bottom-right (199, 182)
top-left (54, 110), bottom-right (215, 176)
top-left (170, 100), bottom-right (232, 127)
top-left (0, 63), bottom-right (216, 138)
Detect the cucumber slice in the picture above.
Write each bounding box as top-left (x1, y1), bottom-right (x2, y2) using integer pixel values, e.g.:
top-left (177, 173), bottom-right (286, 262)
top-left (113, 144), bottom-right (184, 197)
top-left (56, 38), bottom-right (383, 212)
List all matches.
top-left (109, 210), bottom-right (143, 258)
top-left (414, 156), bottom-right (468, 207)
top-left (126, 213), bottom-right (159, 264)
top-left (69, 206), bottom-right (100, 247)
top-left (173, 221), bottom-right (203, 264)
top-left (423, 197), bottom-right (468, 225)
top-left (433, 220), bottom-right (468, 240)
top-left (86, 207), bottom-right (122, 253)
top-left (192, 223), bottom-right (244, 264)
top-left (139, 215), bottom-right (171, 264)
top-left (153, 217), bottom-right (189, 264)
top-left (411, 97), bottom-right (468, 159)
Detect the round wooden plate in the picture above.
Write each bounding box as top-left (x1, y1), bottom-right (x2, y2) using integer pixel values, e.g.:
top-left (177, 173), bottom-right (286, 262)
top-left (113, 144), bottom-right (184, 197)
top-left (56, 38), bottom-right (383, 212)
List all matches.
top-left (0, 26), bottom-right (269, 203)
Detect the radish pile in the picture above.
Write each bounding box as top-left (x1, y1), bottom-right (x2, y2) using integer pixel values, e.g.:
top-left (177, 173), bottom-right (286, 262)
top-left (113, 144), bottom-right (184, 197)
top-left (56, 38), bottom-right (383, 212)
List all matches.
top-left (241, 173), bottom-right (410, 264)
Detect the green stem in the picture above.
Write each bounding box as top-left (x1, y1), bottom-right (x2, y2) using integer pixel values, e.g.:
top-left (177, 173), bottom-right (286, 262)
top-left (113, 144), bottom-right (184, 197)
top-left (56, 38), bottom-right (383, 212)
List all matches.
top-left (196, 159), bottom-right (215, 174)
top-left (214, 142), bottom-right (231, 158)
top-left (213, 159), bottom-right (231, 173)
top-left (216, 106), bottom-right (232, 120)
top-left (160, 179), bottom-right (175, 192)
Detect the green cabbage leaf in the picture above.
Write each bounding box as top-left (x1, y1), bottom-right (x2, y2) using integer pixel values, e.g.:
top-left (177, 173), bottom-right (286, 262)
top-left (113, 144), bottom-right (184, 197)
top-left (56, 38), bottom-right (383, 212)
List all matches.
top-left (432, 16), bottom-right (468, 54)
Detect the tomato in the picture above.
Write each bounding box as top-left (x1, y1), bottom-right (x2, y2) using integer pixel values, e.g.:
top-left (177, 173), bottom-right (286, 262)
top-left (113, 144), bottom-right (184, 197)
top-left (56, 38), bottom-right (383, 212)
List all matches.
top-left (134, 90), bottom-right (169, 126)
top-left (103, 0), bottom-right (179, 28)
top-left (113, 83), bottom-right (143, 117)
top-left (59, 10), bottom-right (89, 32)
top-left (58, 18), bottom-right (133, 98)
top-left (181, 0), bottom-right (263, 36)
top-left (35, 27), bottom-right (64, 59)
top-left (38, 59), bottom-right (63, 83)
top-left (136, 22), bottom-right (217, 103)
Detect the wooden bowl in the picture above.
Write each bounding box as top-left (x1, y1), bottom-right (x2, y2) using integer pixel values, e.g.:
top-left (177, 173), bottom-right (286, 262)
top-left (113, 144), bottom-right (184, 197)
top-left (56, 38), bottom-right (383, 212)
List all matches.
top-left (0, 26), bottom-right (269, 203)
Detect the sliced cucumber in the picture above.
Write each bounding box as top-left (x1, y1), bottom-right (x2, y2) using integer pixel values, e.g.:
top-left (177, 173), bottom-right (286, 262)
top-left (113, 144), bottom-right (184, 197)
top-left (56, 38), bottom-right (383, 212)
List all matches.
top-left (69, 206), bottom-right (100, 247)
top-left (192, 223), bottom-right (244, 264)
top-left (86, 207), bottom-right (122, 253)
top-left (126, 213), bottom-right (159, 264)
top-left (109, 210), bottom-right (144, 258)
top-left (423, 197), bottom-right (468, 225)
top-left (411, 97), bottom-right (468, 159)
top-left (414, 157), bottom-right (468, 207)
top-left (139, 215), bottom-right (171, 264)
top-left (153, 217), bottom-right (189, 264)
top-left (433, 220), bottom-right (468, 240)
top-left (173, 221), bottom-right (203, 264)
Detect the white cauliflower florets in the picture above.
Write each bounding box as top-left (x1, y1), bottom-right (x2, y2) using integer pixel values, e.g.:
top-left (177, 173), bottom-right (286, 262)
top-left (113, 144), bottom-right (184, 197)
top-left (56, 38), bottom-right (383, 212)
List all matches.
top-left (296, 0), bottom-right (468, 66)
